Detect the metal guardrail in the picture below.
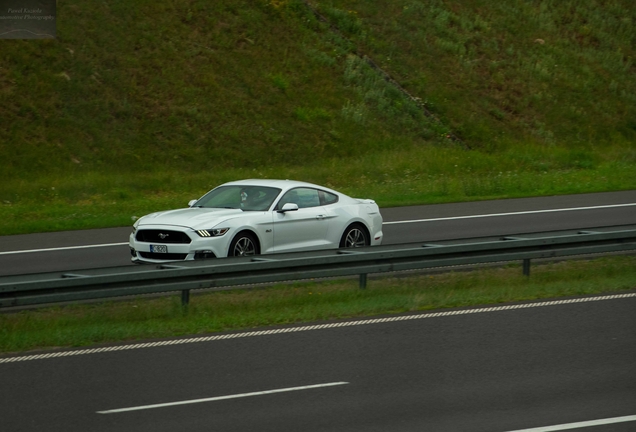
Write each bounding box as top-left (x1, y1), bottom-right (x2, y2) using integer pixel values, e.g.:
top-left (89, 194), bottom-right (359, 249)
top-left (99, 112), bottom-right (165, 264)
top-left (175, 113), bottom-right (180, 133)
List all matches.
top-left (1, 228), bottom-right (635, 309)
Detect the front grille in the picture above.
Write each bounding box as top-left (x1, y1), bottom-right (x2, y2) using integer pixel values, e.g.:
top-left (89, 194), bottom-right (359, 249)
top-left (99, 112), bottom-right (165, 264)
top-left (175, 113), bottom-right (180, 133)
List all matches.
top-left (139, 252), bottom-right (188, 260)
top-left (136, 230), bottom-right (192, 244)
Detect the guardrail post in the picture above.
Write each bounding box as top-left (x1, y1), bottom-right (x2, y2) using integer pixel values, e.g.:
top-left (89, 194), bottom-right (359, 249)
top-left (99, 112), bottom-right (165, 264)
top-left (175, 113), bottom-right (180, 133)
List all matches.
top-left (522, 259), bottom-right (531, 277)
top-left (359, 273), bottom-right (367, 289)
top-left (181, 289), bottom-right (190, 306)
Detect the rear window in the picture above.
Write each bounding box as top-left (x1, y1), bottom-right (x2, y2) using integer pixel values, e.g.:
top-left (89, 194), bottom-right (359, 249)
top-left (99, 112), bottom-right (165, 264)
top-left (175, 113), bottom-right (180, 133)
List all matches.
top-left (319, 190), bottom-right (339, 205)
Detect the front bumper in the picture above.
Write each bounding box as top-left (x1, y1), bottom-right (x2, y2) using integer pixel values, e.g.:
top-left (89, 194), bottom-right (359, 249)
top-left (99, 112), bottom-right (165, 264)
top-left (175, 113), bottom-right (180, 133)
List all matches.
top-left (129, 228), bottom-right (230, 263)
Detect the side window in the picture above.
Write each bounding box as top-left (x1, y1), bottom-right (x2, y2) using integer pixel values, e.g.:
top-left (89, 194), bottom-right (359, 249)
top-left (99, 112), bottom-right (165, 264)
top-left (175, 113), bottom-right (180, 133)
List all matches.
top-left (277, 188), bottom-right (321, 209)
top-left (319, 190), bottom-right (339, 206)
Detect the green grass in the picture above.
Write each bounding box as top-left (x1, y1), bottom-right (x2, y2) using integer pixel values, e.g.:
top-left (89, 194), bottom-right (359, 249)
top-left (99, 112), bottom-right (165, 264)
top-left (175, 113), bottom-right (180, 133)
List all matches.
top-left (1, 256), bottom-right (635, 354)
top-left (322, 0), bottom-right (636, 149)
top-left (1, 142), bottom-right (635, 235)
top-left (1, 0), bottom-right (635, 235)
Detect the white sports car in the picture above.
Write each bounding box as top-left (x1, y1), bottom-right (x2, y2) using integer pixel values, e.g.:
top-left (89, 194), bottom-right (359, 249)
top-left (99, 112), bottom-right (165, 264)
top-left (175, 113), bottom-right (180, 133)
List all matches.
top-left (129, 179), bottom-right (383, 263)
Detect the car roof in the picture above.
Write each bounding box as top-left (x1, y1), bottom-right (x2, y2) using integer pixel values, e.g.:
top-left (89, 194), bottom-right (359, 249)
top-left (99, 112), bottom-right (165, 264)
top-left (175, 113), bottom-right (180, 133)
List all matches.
top-left (221, 179), bottom-right (341, 194)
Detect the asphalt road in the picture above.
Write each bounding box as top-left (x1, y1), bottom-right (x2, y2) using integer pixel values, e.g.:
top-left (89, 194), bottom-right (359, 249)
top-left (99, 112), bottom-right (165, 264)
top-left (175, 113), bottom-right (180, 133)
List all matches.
top-left (1, 190), bottom-right (635, 276)
top-left (1, 294), bottom-right (634, 431)
top-left (1, 191), bottom-right (635, 431)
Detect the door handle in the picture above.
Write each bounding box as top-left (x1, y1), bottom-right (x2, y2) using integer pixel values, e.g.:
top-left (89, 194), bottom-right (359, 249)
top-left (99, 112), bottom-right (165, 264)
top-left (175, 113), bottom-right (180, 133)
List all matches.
top-left (316, 215), bottom-right (326, 220)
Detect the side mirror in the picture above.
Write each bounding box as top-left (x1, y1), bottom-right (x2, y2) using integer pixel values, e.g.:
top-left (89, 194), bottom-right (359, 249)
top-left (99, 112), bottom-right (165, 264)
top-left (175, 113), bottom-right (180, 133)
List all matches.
top-left (278, 203), bottom-right (299, 213)
top-left (188, 200), bottom-right (198, 207)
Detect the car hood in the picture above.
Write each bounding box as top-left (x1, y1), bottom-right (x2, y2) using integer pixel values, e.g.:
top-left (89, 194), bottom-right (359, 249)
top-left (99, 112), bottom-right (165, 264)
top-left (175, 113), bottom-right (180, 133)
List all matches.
top-left (137, 208), bottom-right (245, 229)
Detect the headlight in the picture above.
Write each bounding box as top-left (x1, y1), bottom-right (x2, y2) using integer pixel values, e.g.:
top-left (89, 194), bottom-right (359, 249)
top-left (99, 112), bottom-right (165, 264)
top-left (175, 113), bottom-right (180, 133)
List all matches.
top-left (196, 228), bottom-right (230, 237)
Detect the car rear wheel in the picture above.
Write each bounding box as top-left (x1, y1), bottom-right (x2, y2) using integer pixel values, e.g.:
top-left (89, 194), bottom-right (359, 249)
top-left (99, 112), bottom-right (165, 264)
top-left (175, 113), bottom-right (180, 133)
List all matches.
top-left (229, 232), bottom-right (259, 257)
top-left (339, 224), bottom-right (369, 248)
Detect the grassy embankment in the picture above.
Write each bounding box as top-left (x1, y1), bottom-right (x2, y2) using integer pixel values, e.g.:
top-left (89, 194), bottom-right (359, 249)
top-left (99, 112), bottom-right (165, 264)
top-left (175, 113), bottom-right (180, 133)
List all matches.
top-left (0, 0), bottom-right (634, 235)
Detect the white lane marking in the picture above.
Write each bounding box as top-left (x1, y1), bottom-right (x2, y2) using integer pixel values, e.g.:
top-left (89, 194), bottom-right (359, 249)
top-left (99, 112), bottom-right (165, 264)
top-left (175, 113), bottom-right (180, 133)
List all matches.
top-left (97, 382), bottom-right (349, 414)
top-left (0, 242), bottom-right (129, 256)
top-left (504, 414), bottom-right (636, 431)
top-left (1, 293), bottom-right (634, 364)
top-left (383, 203), bottom-right (636, 225)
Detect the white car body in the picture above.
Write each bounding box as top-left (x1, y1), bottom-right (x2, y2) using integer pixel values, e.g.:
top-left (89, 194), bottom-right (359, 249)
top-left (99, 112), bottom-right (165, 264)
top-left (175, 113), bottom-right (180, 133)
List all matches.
top-left (129, 179), bottom-right (383, 263)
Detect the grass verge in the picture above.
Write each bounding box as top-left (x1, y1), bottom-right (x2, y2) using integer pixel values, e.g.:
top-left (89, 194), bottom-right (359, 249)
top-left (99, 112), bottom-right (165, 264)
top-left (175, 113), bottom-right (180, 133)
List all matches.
top-left (2, 142), bottom-right (635, 236)
top-left (1, 255), bottom-right (634, 354)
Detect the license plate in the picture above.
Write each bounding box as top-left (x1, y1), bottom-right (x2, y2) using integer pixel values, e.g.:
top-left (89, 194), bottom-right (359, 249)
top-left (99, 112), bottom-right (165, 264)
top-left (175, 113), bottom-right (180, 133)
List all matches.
top-left (150, 244), bottom-right (168, 253)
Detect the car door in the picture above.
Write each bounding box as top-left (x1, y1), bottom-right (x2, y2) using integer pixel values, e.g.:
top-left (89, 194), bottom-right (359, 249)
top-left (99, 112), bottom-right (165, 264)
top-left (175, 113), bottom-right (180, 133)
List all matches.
top-left (272, 187), bottom-right (330, 252)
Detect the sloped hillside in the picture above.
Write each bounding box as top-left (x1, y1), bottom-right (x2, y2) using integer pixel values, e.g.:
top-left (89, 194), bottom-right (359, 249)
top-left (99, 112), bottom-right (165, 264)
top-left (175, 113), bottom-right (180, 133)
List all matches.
top-left (0, 0), bottom-right (634, 234)
top-left (317, 0), bottom-right (636, 148)
top-left (0, 0), bottom-right (449, 178)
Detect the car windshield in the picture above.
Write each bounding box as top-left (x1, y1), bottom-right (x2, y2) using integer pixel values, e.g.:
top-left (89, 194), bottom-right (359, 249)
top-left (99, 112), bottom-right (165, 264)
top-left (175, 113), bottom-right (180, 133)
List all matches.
top-left (193, 185), bottom-right (282, 211)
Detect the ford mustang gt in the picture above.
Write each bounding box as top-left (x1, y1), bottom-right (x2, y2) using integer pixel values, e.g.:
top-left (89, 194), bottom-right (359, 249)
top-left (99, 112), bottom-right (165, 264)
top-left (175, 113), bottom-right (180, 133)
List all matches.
top-left (129, 179), bottom-right (383, 263)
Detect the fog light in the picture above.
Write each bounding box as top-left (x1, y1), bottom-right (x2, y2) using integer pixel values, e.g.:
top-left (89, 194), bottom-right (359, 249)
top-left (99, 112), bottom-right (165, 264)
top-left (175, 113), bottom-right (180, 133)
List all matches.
top-left (194, 250), bottom-right (216, 260)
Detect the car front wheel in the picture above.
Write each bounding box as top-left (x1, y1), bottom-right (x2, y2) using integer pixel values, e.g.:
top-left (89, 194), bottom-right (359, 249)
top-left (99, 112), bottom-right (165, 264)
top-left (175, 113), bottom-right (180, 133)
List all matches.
top-left (339, 224), bottom-right (369, 248)
top-left (229, 232), bottom-right (259, 257)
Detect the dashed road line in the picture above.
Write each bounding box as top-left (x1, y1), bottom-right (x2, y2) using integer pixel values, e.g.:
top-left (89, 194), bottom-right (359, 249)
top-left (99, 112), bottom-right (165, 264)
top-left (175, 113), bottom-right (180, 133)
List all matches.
top-left (0, 242), bottom-right (128, 256)
top-left (382, 203), bottom-right (636, 225)
top-left (503, 414), bottom-right (636, 431)
top-left (97, 382), bottom-right (349, 414)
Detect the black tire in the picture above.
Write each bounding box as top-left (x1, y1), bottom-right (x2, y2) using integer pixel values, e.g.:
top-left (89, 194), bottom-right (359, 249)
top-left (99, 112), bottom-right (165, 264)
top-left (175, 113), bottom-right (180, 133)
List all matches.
top-left (228, 232), bottom-right (259, 257)
top-left (339, 224), bottom-right (369, 248)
